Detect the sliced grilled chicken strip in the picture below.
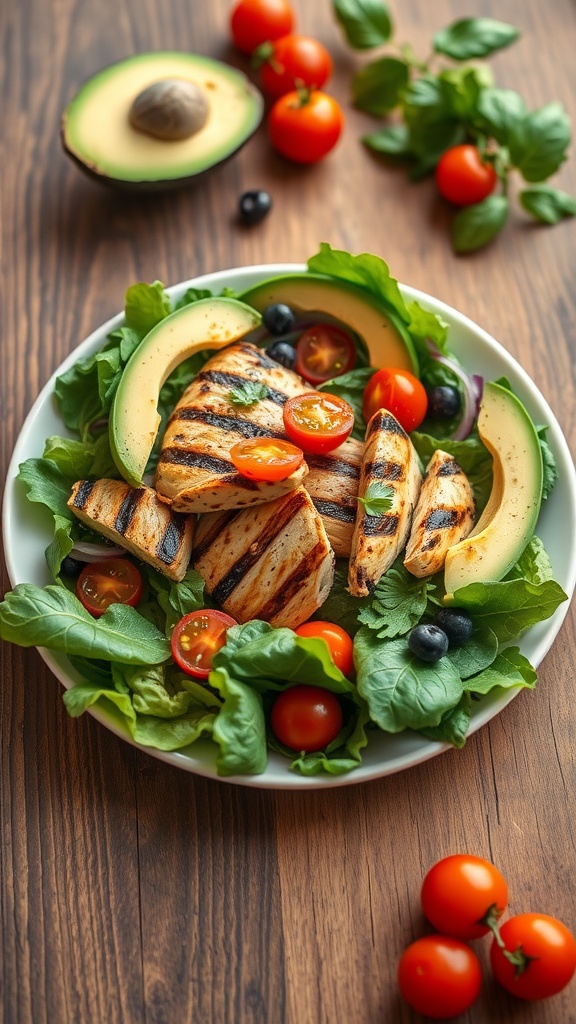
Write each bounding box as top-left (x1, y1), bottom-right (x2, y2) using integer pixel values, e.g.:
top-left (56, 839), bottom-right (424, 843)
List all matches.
top-left (305, 436), bottom-right (363, 557)
top-left (191, 486), bottom-right (335, 628)
top-left (403, 450), bottom-right (475, 578)
top-left (68, 479), bottom-right (194, 581)
top-left (155, 341), bottom-right (312, 513)
top-left (348, 410), bottom-right (422, 597)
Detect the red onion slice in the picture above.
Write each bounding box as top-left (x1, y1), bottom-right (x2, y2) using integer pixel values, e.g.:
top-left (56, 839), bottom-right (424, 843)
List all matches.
top-left (70, 541), bottom-right (127, 562)
top-left (426, 341), bottom-right (483, 440)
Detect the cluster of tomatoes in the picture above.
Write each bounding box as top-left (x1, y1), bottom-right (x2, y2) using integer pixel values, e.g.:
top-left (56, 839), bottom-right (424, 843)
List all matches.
top-left (230, 0), bottom-right (344, 164)
top-left (399, 854), bottom-right (576, 1017)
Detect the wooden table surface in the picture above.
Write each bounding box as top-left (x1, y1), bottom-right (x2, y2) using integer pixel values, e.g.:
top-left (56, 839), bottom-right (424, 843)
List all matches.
top-left (2, 0), bottom-right (576, 1021)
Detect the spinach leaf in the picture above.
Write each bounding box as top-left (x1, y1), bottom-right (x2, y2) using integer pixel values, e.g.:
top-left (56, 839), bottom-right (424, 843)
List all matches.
top-left (465, 647), bottom-right (537, 694)
top-left (449, 577), bottom-right (568, 643)
top-left (419, 694), bottom-right (472, 748)
top-left (211, 668), bottom-right (268, 775)
top-left (445, 625), bottom-right (499, 679)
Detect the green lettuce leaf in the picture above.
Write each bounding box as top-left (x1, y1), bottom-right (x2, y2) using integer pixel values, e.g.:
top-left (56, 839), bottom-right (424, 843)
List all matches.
top-left (210, 667), bottom-right (268, 775)
top-left (124, 281), bottom-right (171, 334)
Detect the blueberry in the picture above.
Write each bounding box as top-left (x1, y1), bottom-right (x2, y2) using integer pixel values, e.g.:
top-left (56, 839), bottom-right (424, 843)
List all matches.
top-left (238, 189), bottom-right (272, 225)
top-left (427, 385), bottom-right (461, 419)
top-left (408, 624), bottom-right (449, 663)
top-left (265, 339), bottom-right (297, 369)
top-left (262, 303), bottom-right (296, 336)
top-left (61, 555), bottom-right (82, 577)
top-left (435, 608), bottom-right (474, 647)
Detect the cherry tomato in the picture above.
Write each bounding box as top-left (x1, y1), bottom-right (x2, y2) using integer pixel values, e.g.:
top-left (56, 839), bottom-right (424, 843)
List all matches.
top-left (362, 367), bottom-right (427, 432)
top-left (230, 0), bottom-right (294, 54)
top-left (268, 89), bottom-right (344, 164)
top-left (421, 854), bottom-right (509, 940)
top-left (490, 913), bottom-right (576, 1001)
top-left (230, 437), bottom-right (304, 481)
top-left (270, 685), bottom-right (343, 752)
top-left (436, 144), bottom-right (498, 206)
top-left (171, 609), bottom-right (238, 679)
top-left (283, 392), bottom-right (354, 454)
top-left (295, 324), bottom-right (356, 384)
top-left (398, 935), bottom-right (482, 1019)
top-left (294, 621), bottom-right (354, 677)
top-left (259, 34), bottom-right (332, 99)
top-left (76, 558), bottom-right (143, 617)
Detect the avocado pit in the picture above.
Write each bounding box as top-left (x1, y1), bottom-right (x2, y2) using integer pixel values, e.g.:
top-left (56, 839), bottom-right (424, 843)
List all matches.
top-left (129, 78), bottom-right (209, 141)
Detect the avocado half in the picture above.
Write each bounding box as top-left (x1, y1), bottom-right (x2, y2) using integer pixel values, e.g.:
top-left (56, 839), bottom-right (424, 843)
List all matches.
top-left (61, 52), bottom-right (264, 191)
top-left (240, 273), bottom-right (418, 373)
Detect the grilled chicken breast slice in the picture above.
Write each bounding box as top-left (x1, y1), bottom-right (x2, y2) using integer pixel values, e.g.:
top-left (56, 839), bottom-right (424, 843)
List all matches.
top-left (305, 436), bottom-right (363, 557)
top-left (403, 450), bottom-right (475, 578)
top-left (348, 410), bottom-right (422, 597)
top-left (191, 487), bottom-right (335, 628)
top-left (155, 342), bottom-right (311, 513)
top-left (68, 479), bottom-right (194, 581)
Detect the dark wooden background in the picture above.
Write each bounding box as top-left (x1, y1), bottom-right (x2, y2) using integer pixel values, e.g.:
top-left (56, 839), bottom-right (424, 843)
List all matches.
top-left (2, 0), bottom-right (576, 1021)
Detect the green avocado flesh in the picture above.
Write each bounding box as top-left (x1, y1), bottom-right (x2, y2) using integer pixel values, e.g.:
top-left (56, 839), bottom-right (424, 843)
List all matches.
top-left (240, 273), bottom-right (418, 373)
top-left (110, 297), bottom-right (262, 486)
top-left (444, 382), bottom-right (543, 598)
top-left (61, 52), bottom-right (264, 189)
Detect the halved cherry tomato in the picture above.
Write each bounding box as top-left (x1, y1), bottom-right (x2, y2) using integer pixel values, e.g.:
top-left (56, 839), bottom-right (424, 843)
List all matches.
top-left (490, 913), bottom-right (576, 1001)
top-left (171, 609), bottom-right (238, 679)
top-left (270, 684), bottom-right (343, 752)
top-left (436, 144), bottom-right (497, 206)
top-left (259, 34), bottom-right (332, 99)
top-left (398, 935), bottom-right (482, 1018)
top-left (362, 367), bottom-right (427, 432)
top-left (294, 621), bottom-right (354, 677)
top-left (230, 437), bottom-right (304, 481)
top-left (268, 89), bottom-right (344, 164)
top-left (230, 0), bottom-right (295, 55)
top-left (283, 392), bottom-right (354, 454)
top-left (421, 854), bottom-right (508, 940)
top-left (295, 324), bottom-right (356, 384)
top-left (76, 558), bottom-right (143, 618)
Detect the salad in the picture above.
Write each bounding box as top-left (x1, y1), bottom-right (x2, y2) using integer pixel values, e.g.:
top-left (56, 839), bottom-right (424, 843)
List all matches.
top-left (0, 245), bottom-right (569, 778)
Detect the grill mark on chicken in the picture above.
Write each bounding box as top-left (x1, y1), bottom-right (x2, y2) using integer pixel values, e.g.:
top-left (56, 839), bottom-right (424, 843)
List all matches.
top-left (366, 411), bottom-right (409, 441)
top-left (170, 408), bottom-right (284, 440)
top-left (424, 508), bottom-right (465, 531)
top-left (191, 510), bottom-right (239, 562)
top-left (211, 490), bottom-right (309, 603)
top-left (364, 459), bottom-right (403, 481)
top-left (237, 343), bottom-right (281, 370)
top-left (196, 369), bottom-right (288, 406)
top-left (70, 479), bottom-right (96, 509)
top-left (311, 498), bottom-right (357, 524)
top-left (114, 488), bottom-right (146, 535)
top-left (438, 460), bottom-right (463, 477)
top-left (361, 513), bottom-right (400, 537)
top-left (254, 540), bottom-right (328, 623)
top-left (158, 447), bottom-right (234, 475)
top-left (156, 517), bottom-right (188, 566)
top-left (305, 453), bottom-right (360, 480)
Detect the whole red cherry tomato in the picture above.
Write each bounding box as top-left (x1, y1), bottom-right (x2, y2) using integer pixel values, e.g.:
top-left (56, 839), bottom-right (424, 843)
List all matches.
top-left (268, 89), bottom-right (344, 164)
top-left (294, 621), bottom-right (354, 677)
top-left (270, 684), bottom-right (343, 752)
top-left (421, 854), bottom-right (509, 940)
top-left (362, 367), bottom-right (427, 432)
top-left (490, 913), bottom-right (576, 1001)
top-left (259, 34), bottom-right (332, 99)
top-left (398, 935), bottom-right (482, 1018)
top-left (436, 144), bottom-right (498, 206)
top-left (230, 0), bottom-right (295, 55)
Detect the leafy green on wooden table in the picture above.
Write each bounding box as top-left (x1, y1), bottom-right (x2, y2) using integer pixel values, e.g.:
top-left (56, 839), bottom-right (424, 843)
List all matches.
top-left (332, 4), bottom-right (575, 252)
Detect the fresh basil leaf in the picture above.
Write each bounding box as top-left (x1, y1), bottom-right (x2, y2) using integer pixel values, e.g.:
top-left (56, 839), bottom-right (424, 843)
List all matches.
top-left (445, 625), bottom-right (499, 679)
top-left (354, 629), bottom-right (464, 732)
top-left (124, 281), bottom-right (171, 334)
top-left (419, 694), bottom-right (472, 748)
top-left (210, 667), bottom-right (268, 775)
top-left (465, 647), bottom-right (537, 694)
top-left (476, 87), bottom-right (527, 144)
top-left (508, 102), bottom-right (571, 182)
top-left (332, 0), bottom-right (393, 50)
top-left (0, 584), bottom-right (171, 664)
top-left (352, 57), bottom-right (410, 115)
top-left (452, 196), bottom-right (509, 253)
top-left (357, 562), bottom-right (431, 639)
top-left (228, 381), bottom-right (268, 406)
top-left (520, 184), bottom-right (576, 224)
top-left (320, 365), bottom-right (375, 439)
top-left (439, 65), bottom-right (494, 120)
top-left (362, 123), bottom-right (412, 159)
top-left (433, 18), bottom-right (519, 60)
top-left (448, 577), bottom-right (568, 643)
top-left (357, 481), bottom-right (394, 516)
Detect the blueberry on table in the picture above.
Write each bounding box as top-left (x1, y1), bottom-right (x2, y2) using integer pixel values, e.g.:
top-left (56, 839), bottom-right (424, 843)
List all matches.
top-left (408, 624), bottom-right (449, 662)
top-left (265, 339), bottom-right (297, 369)
top-left (262, 302), bottom-right (296, 335)
top-left (436, 608), bottom-right (474, 646)
top-left (427, 385), bottom-right (461, 419)
top-left (238, 189), bottom-right (272, 224)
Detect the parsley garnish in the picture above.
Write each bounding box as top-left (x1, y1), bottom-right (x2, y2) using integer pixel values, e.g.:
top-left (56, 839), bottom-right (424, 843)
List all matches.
top-left (357, 482), bottom-right (394, 516)
top-left (228, 381), bottom-right (268, 407)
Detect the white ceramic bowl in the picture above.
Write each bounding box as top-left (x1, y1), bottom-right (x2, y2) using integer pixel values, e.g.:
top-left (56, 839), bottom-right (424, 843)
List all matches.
top-left (3, 264), bottom-right (576, 789)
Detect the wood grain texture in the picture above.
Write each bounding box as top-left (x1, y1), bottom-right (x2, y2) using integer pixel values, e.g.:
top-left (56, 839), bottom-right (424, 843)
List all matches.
top-left (1, 0), bottom-right (576, 1021)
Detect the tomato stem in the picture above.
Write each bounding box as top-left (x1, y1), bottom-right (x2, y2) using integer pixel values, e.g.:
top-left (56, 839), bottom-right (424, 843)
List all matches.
top-left (482, 906), bottom-right (539, 976)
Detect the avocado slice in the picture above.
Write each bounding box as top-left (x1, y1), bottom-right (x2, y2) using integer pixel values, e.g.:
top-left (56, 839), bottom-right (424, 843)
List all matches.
top-left (110, 297), bottom-right (261, 486)
top-left (240, 272), bottom-right (418, 373)
top-left (444, 382), bottom-right (543, 599)
top-left (61, 52), bottom-right (264, 191)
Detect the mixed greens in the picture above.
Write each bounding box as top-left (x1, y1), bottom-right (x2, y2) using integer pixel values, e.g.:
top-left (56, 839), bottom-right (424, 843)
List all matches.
top-left (0, 246), bottom-right (568, 776)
